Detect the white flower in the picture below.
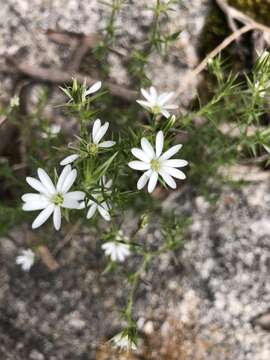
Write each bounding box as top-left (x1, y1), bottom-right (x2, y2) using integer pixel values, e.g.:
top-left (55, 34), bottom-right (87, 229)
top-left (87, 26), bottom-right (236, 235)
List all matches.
top-left (16, 249), bottom-right (35, 271)
top-left (80, 177), bottom-right (112, 221)
top-left (128, 131), bottom-right (188, 193)
top-left (10, 95), bottom-right (20, 108)
top-left (102, 232), bottom-right (130, 262)
top-left (22, 165), bottom-right (85, 231)
top-left (41, 124), bottom-right (61, 139)
top-left (136, 86), bottom-right (178, 118)
top-left (84, 81), bottom-right (102, 97)
top-left (254, 80), bottom-right (270, 98)
top-left (60, 119), bottom-right (115, 166)
top-left (111, 332), bottom-right (137, 351)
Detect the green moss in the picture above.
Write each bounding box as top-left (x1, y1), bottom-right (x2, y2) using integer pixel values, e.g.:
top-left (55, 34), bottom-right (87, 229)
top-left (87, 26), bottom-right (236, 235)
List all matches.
top-left (198, 5), bottom-right (229, 57)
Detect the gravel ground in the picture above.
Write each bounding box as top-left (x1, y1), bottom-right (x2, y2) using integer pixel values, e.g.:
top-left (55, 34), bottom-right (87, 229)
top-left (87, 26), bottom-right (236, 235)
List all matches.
top-left (1, 181), bottom-right (270, 359)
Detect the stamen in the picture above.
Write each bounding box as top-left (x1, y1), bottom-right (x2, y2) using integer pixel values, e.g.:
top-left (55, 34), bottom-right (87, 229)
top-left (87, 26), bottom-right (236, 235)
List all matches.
top-left (53, 193), bottom-right (64, 205)
top-left (87, 143), bottom-right (98, 155)
top-left (151, 159), bottom-right (160, 172)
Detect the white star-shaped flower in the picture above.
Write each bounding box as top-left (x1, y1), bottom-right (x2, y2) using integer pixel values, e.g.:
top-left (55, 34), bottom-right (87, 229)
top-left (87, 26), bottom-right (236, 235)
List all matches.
top-left (16, 249), bottom-right (35, 271)
top-left (22, 165), bottom-right (85, 231)
top-left (128, 131), bottom-right (188, 193)
top-left (102, 231), bottom-right (130, 262)
top-left (80, 177), bottom-right (112, 221)
top-left (111, 332), bottom-right (137, 351)
top-left (60, 119), bottom-right (115, 166)
top-left (41, 124), bottom-right (61, 139)
top-left (136, 86), bottom-right (178, 118)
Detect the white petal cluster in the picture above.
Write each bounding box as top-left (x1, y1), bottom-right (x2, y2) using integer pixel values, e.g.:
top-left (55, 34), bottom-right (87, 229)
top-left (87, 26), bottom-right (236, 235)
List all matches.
top-left (60, 119), bottom-right (115, 166)
top-left (16, 249), bottom-right (35, 271)
top-left (22, 165), bottom-right (85, 231)
top-left (102, 231), bottom-right (130, 262)
top-left (111, 332), bottom-right (137, 351)
top-left (81, 177), bottom-right (112, 221)
top-left (128, 131), bottom-right (188, 193)
top-left (41, 124), bottom-right (61, 139)
top-left (137, 86), bottom-right (178, 118)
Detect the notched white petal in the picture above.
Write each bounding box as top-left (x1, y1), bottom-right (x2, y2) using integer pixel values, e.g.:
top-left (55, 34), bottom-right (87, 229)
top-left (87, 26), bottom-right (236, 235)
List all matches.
top-left (131, 148), bottom-right (150, 162)
top-left (128, 161), bottom-right (150, 171)
top-left (32, 204), bottom-right (55, 229)
top-left (26, 177), bottom-right (48, 194)
top-left (61, 169), bottom-right (77, 193)
top-left (53, 206), bottom-right (61, 231)
top-left (57, 165), bottom-right (72, 191)
top-left (85, 81), bottom-right (102, 96)
top-left (148, 172), bottom-right (158, 193)
top-left (160, 144), bottom-right (182, 160)
top-left (37, 168), bottom-right (55, 193)
top-left (94, 122), bottom-right (109, 144)
top-left (141, 138), bottom-right (155, 158)
top-left (155, 131), bottom-right (164, 157)
top-left (162, 159), bottom-right (188, 168)
top-left (60, 154), bottom-right (79, 166)
top-left (98, 141), bottom-right (115, 148)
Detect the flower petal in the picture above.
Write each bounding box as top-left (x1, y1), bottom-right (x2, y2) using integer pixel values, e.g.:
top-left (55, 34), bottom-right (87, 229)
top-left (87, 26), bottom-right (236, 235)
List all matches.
top-left (137, 170), bottom-right (152, 190)
top-left (155, 131), bottom-right (164, 157)
top-left (141, 138), bottom-right (155, 158)
top-left (32, 204), bottom-right (55, 229)
top-left (162, 159), bottom-right (188, 168)
top-left (62, 191), bottom-right (85, 208)
top-left (37, 168), bottom-right (55, 194)
top-left (87, 203), bottom-right (97, 219)
top-left (98, 140), bottom-right (116, 148)
top-left (53, 206), bottom-right (61, 231)
top-left (128, 161), bottom-right (150, 171)
top-left (160, 144), bottom-right (182, 160)
top-left (98, 205), bottom-right (111, 221)
top-left (56, 165), bottom-right (72, 191)
top-left (61, 169), bottom-right (77, 193)
top-left (92, 119), bottom-right (101, 141)
top-left (141, 88), bottom-right (154, 103)
top-left (149, 86), bottom-right (157, 101)
top-left (147, 172), bottom-right (158, 193)
top-left (60, 154), bottom-right (79, 166)
top-left (163, 104), bottom-right (178, 109)
top-left (162, 166), bottom-right (186, 180)
top-left (85, 81), bottom-right (102, 96)
top-left (131, 148), bottom-right (151, 162)
top-left (158, 92), bottom-right (174, 105)
top-left (22, 193), bottom-right (47, 203)
top-left (160, 109), bottom-right (170, 118)
top-left (23, 199), bottom-right (49, 211)
top-left (136, 100), bottom-right (151, 109)
top-left (93, 122), bottom-right (109, 144)
top-left (159, 170), bottom-right (177, 189)
top-left (26, 177), bottom-right (48, 194)
top-left (63, 191), bottom-right (85, 202)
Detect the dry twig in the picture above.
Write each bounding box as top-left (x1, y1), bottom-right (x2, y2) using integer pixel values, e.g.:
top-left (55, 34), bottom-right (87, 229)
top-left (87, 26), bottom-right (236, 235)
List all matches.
top-left (4, 56), bottom-right (136, 102)
top-left (175, 1), bottom-right (270, 97)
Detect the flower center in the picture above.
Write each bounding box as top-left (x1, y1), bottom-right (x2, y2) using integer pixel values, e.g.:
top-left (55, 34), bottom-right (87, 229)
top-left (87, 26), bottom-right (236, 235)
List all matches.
top-left (87, 143), bottom-right (98, 155)
top-left (150, 159), bottom-right (160, 172)
top-left (152, 105), bottom-right (161, 114)
top-left (52, 193), bottom-right (64, 205)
